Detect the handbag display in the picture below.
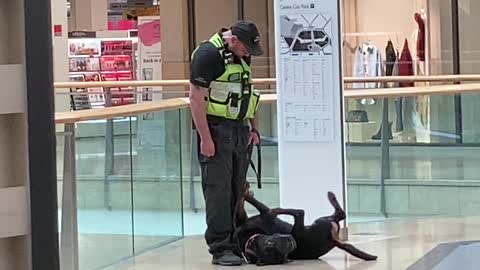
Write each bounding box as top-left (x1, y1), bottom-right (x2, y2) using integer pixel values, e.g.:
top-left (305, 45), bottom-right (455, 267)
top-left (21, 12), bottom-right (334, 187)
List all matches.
top-left (346, 110), bottom-right (369, 123)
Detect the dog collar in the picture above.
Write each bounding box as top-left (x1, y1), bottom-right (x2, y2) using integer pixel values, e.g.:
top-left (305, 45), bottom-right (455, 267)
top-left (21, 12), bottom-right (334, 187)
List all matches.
top-left (242, 234), bottom-right (260, 263)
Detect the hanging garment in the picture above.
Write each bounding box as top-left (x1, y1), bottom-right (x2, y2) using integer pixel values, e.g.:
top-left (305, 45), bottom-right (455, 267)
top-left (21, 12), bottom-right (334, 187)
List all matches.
top-left (372, 41), bottom-right (401, 140)
top-left (352, 42), bottom-right (384, 89)
top-left (394, 50), bottom-right (404, 132)
top-left (415, 12), bottom-right (425, 62)
top-left (392, 49), bottom-right (400, 87)
top-left (385, 40), bottom-right (404, 132)
top-left (385, 40), bottom-right (397, 77)
top-left (397, 39), bottom-right (417, 140)
top-left (398, 39), bottom-right (414, 87)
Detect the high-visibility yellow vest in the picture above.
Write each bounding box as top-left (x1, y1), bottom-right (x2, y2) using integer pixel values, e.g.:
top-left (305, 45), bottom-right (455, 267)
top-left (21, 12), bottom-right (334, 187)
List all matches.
top-left (192, 33), bottom-right (260, 120)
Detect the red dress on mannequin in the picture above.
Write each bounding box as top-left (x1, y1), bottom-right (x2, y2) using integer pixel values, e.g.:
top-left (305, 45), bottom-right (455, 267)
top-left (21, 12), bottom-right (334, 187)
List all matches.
top-left (399, 39), bottom-right (414, 87)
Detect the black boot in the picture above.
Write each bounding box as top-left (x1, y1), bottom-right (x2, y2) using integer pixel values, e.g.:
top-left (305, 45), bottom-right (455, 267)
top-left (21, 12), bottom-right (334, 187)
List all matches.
top-left (212, 250), bottom-right (244, 266)
top-left (371, 122), bottom-right (393, 140)
top-left (395, 98), bottom-right (404, 132)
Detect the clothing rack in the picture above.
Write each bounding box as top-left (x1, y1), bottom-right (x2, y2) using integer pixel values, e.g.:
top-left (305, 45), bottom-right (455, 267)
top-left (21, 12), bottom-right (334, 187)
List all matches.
top-left (343, 32), bottom-right (404, 37)
top-left (342, 32), bottom-right (405, 47)
top-left (343, 31), bottom-right (405, 54)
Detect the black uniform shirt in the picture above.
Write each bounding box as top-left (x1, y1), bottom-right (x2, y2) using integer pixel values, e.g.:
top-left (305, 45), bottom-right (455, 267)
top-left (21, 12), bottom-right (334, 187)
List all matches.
top-left (190, 30), bottom-right (251, 89)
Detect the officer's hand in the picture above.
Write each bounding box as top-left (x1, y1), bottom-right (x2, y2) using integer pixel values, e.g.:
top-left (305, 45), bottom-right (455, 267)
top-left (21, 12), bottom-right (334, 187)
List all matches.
top-left (200, 137), bottom-right (215, 157)
top-left (248, 130), bottom-right (260, 145)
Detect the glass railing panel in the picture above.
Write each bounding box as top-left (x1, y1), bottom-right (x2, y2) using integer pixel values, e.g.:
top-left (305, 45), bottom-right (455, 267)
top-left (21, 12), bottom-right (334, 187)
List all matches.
top-left (74, 117), bottom-right (134, 270)
top-left (55, 127), bottom-right (66, 268)
top-left (387, 91), bottom-right (480, 218)
top-left (344, 86), bottom-right (480, 219)
top-left (344, 96), bottom-right (386, 221)
top-left (56, 80), bottom-right (480, 267)
top-left (344, 95), bottom-right (384, 171)
top-left (461, 91), bottom-right (480, 144)
top-left (178, 108), bottom-right (203, 236)
top-left (131, 109), bottom-right (184, 254)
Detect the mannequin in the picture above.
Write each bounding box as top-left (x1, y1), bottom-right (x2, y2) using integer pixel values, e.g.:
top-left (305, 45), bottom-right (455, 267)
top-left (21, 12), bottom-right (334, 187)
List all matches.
top-left (386, 40), bottom-right (403, 132)
top-left (398, 39), bottom-right (417, 142)
top-left (415, 12), bottom-right (425, 62)
top-left (371, 40), bottom-right (397, 140)
top-left (414, 10), bottom-right (431, 143)
top-left (406, 10), bottom-right (430, 142)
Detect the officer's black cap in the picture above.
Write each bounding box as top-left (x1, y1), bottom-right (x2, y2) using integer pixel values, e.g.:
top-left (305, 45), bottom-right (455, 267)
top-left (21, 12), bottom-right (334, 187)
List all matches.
top-left (231, 20), bottom-right (264, 56)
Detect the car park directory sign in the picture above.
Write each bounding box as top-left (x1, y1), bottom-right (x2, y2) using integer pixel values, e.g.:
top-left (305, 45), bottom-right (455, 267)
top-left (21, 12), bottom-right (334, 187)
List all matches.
top-left (274, 0), bottom-right (347, 224)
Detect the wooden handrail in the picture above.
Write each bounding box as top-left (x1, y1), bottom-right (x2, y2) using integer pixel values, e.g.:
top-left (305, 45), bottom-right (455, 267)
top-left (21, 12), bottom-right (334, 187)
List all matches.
top-left (344, 83), bottom-right (480, 98)
top-left (53, 75), bottom-right (480, 89)
top-left (55, 94), bottom-right (277, 124)
top-left (55, 97), bottom-right (189, 124)
top-left (54, 83), bottom-right (480, 124)
top-left (343, 74), bottom-right (480, 83)
top-left (54, 78), bottom-right (276, 89)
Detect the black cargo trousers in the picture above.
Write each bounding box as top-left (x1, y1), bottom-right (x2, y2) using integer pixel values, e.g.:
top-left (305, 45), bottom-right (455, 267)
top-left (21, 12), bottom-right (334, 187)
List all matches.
top-left (198, 118), bottom-right (250, 257)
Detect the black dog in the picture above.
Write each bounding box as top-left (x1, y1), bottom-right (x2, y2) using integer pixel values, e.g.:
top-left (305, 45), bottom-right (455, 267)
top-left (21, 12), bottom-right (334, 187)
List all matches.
top-left (235, 191), bottom-right (378, 266)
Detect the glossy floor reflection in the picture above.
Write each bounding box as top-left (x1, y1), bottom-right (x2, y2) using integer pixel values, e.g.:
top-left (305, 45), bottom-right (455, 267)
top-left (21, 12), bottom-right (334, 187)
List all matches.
top-left (105, 216), bottom-right (480, 270)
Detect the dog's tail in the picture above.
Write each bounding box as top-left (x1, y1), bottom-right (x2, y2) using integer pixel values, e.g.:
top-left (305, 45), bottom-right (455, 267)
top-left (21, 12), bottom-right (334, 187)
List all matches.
top-left (330, 223), bottom-right (377, 261)
top-left (333, 241), bottom-right (378, 261)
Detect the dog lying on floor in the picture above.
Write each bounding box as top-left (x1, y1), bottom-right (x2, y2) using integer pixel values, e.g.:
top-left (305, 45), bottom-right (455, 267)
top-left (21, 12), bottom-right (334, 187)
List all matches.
top-left (235, 191), bottom-right (378, 266)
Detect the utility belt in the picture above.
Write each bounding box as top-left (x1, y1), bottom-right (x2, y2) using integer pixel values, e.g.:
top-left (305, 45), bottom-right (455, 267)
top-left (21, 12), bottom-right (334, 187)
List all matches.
top-left (206, 115), bottom-right (249, 127)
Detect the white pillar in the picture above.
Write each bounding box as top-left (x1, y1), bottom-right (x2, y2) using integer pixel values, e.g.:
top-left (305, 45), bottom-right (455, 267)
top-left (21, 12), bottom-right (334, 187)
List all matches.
top-left (274, 0), bottom-right (346, 224)
top-left (70, 0), bottom-right (108, 31)
top-left (51, 0), bottom-right (68, 82)
top-left (0, 0), bottom-right (31, 268)
top-left (51, 0), bottom-right (70, 112)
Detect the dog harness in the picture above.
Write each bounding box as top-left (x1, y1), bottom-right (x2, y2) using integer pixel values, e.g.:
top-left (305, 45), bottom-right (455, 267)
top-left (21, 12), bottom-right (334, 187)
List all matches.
top-left (242, 233), bottom-right (260, 263)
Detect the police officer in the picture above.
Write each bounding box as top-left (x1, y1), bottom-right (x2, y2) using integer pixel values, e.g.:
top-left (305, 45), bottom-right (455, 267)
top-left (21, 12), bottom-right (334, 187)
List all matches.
top-left (189, 20), bottom-right (263, 266)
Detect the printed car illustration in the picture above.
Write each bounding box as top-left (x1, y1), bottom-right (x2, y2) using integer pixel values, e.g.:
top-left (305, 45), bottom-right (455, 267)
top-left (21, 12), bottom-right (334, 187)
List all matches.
top-left (280, 15), bottom-right (332, 53)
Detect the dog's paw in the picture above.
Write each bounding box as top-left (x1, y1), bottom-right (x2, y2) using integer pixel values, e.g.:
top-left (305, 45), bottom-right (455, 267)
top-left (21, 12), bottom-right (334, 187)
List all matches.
top-left (327, 191), bottom-right (336, 201)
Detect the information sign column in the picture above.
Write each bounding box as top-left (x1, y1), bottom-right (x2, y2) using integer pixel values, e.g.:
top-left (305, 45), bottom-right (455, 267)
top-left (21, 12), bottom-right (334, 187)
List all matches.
top-left (274, 0), bottom-right (346, 223)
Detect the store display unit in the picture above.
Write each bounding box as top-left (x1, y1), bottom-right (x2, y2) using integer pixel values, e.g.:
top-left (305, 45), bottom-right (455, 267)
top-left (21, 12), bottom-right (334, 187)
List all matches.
top-left (68, 34), bottom-right (138, 110)
top-left (342, 0), bottom-right (430, 143)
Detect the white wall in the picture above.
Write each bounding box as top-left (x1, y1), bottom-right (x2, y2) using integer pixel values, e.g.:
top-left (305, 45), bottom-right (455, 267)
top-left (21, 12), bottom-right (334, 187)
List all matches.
top-left (0, 0), bottom-right (31, 268)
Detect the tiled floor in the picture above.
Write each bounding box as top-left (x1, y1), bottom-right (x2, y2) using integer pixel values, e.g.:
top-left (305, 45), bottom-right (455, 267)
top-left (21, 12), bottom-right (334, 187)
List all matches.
top-left (105, 216), bottom-right (480, 270)
top-left (71, 209), bottom-right (384, 269)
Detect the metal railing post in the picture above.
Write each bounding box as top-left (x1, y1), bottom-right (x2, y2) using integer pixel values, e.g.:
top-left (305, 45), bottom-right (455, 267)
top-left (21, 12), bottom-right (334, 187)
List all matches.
top-left (104, 87), bottom-right (114, 210)
top-left (60, 123), bottom-right (79, 270)
top-left (189, 128), bottom-right (198, 213)
top-left (104, 119), bottom-right (114, 211)
top-left (380, 98), bottom-right (390, 217)
top-left (178, 109), bottom-right (185, 236)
